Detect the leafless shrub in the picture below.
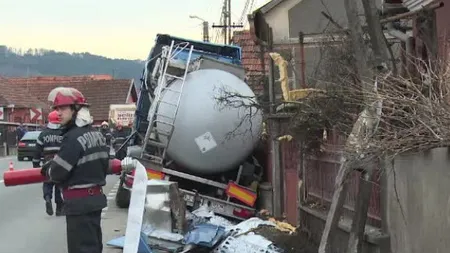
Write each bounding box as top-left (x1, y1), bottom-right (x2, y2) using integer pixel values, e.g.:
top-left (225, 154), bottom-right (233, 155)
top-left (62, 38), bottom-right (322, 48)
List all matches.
top-left (290, 33), bottom-right (450, 160)
top-left (216, 28), bottom-right (450, 161)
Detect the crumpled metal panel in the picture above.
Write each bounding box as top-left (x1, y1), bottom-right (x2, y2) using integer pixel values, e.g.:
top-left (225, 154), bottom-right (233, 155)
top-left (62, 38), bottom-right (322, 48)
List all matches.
top-left (402, 0), bottom-right (435, 11)
top-left (213, 235), bottom-right (284, 253)
top-left (143, 180), bottom-right (177, 232)
top-left (213, 217), bottom-right (284, 253)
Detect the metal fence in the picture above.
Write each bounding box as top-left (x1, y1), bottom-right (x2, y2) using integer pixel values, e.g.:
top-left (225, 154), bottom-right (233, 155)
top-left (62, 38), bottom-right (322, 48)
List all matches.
top-left (281, 130), bottom-right (382, 227)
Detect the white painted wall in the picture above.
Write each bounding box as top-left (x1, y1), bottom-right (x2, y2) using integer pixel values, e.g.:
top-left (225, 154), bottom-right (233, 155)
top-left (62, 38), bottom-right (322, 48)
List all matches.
top-left (262, 0), bottom-right (302, 43)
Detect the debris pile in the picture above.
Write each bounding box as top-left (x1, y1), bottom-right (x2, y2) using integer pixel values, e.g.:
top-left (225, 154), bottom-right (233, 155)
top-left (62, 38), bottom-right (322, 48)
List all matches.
top-left (183, 205), bottom-right (317, 253)
top-left (107, 204), bottom-right (317, 253)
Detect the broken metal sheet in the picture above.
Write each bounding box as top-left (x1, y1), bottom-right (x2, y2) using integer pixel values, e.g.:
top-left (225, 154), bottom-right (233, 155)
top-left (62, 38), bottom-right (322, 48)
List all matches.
top-left (213, 234), bottom-right (283, 253)
top-left (402, 0), bottom-right (434, 11)
top-left (107, 233), bottom-right (153, 253)
top-left (184, 223), bottom-right (226, 248)
top-left (144, 180), bottom-right (173, 232)
top-left (142, 225), bottom-right (185, 243)
top-left (188, 205), bottom-right (236, 229)
top-left (226, 217), bottom-right (275, 234)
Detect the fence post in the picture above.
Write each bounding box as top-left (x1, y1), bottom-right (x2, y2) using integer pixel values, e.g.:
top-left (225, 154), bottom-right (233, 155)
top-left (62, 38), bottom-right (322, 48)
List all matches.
top-left (3, 142), bottom-right (7, 156)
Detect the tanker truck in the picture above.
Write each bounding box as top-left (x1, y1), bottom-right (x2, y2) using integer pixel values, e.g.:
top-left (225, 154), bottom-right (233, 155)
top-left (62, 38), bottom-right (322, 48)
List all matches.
top-left (115, 34), bottom-right (264, 220)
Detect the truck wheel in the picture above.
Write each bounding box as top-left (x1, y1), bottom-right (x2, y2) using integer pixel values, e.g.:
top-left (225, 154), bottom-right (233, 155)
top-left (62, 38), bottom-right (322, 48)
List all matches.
top-left (115, 183), bottom-right (131, 208)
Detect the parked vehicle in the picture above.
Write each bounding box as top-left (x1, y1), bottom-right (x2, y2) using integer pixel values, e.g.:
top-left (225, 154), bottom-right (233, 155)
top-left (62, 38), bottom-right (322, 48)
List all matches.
top-left (17, 131), bottom-right (41, 161)
top-left (114, 34), bottom-right (263, 220)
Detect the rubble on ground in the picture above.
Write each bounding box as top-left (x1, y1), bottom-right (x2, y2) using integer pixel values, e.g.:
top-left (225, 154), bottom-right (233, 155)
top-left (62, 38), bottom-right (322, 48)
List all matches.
top-left (107, 204), bottom-right (318, 253)
top-left (184, 205), bottom-right (318, 253)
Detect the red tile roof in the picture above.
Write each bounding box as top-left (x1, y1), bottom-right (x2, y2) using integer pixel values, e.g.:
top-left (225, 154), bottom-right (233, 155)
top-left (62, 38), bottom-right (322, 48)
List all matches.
top-left (5, 75), bottom-right (113, 84)
top-left (0, 81), bottom-right (47, 109)
top-left (232, 30), bottom-right (270, 94)
top-left (4, 77), bottom-right (135, 122)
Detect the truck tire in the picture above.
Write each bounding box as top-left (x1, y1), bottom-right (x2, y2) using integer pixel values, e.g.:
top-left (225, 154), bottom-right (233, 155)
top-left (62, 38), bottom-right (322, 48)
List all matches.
top-left (115, 183), bottom-right (131, 208)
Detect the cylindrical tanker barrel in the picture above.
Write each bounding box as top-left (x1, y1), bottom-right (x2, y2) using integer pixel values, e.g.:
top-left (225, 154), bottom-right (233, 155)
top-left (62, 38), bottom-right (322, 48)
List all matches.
top-left (157, 69), bottom-right (263, 174)
top-left (3, 158), bottom-right (123, 187)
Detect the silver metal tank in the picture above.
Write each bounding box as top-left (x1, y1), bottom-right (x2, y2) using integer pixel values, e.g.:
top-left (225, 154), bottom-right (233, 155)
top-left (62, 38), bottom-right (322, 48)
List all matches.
top-left (156, 69), bottom-right (262, 174)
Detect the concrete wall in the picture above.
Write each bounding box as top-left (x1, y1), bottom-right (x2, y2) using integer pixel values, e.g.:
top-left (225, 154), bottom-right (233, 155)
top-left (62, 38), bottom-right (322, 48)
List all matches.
top-left (386, 148), bottom-right (450, 253)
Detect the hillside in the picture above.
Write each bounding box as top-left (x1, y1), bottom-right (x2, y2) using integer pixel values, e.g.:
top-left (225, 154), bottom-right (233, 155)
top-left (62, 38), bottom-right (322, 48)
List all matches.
top-left (0, 45), bottom-right (144, 81)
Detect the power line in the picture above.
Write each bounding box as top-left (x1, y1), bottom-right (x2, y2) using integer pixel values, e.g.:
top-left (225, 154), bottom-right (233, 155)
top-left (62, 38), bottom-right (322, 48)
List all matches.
top-left (212, 0), bottom-right (243, 44)
top-left (238, 0), bottom-right (251, 24)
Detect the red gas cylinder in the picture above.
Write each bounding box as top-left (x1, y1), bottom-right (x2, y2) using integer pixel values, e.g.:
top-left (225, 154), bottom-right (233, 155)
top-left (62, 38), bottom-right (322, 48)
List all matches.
top-left (3, 168), bottom-right (46, 186)
top-left (3, 158), bottom-right (123, 187)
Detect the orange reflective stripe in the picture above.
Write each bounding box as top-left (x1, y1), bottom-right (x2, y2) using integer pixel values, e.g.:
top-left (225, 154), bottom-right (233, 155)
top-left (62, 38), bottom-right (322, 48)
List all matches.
top-left (226, 182), bottom-right (257, 207)
top-left (146, 169), bottom-right (164, 180)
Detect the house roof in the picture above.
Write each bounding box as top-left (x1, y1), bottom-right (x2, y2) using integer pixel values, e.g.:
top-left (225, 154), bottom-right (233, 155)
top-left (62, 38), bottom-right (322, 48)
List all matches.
top-left (5, 78), bottom-right (135, 121)
top-left (4, 75), bottom-right (113, 84)
top-left (0, 81), bottom-right (47, 109)
top-left (257, 0), bottom-right (286, 14)
top-left (232, 30), bottom-right (269, 94)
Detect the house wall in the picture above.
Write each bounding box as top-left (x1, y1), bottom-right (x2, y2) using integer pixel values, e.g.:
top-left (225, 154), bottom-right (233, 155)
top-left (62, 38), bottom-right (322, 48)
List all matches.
top-left (283, 0), bottom-right (395, 87)
top-left (288, 0), bottom-right (355, 36)
top-left (262, 0), bottom-right (302, 42)
top-left (286, 0), bottom-right (360, 86)
top-left (436, 2), bottom-right (450, 58)
top-left (386, 148), bottom-right (450, 253)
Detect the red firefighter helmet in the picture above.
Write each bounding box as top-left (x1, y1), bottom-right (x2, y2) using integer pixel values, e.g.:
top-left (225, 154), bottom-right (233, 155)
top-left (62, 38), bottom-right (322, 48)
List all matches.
top-left (47, 87), bottom-right (88, 109)
top-left (48, 110), bottom-right (60, 124)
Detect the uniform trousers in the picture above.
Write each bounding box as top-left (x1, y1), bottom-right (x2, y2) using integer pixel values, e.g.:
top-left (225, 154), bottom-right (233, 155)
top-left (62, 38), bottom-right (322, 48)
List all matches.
top-left (66, 210), bottom-right (103, 253)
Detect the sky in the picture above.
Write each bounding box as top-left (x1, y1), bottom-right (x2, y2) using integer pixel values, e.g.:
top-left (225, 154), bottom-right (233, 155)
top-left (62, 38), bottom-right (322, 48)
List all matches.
top-left (0, 0), bottom-right (270, 60)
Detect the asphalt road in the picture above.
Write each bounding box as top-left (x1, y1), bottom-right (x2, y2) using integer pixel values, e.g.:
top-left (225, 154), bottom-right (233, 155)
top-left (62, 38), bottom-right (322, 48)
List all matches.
top-left (0, 156), bottom-right (120, 253)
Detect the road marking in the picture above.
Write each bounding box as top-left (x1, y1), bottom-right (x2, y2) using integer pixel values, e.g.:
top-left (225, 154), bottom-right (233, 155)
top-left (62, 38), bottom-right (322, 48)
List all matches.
top-left (0, 156), bottom-right (16, 161)
top-left (101, 179), bottom-right (121, 219)
top-left (0, 179), bottom-right (3, 184)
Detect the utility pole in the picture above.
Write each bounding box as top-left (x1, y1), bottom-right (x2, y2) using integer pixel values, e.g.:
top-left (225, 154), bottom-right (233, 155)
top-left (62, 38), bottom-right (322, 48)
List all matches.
top-left (189, 15), bottom-right (210, 42)
top-left (202, 21), bottom-right (210, 42)
top-left (228, 0), bottom-right (232, 44)
top-left (223, 0), bottom-right (228, 44)
top-left (212, 0), bottom-right (243, 44)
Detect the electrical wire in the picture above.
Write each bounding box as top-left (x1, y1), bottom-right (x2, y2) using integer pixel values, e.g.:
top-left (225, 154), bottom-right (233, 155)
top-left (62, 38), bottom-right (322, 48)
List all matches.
top-left (238, 0), bottom-right (250, 24)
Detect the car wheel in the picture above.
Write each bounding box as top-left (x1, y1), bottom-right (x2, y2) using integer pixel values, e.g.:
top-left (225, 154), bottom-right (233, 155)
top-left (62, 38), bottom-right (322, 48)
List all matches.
top-left (17, 156), bottom-right (24, 161)
top-left (115, 183), bottom-right (131, 208)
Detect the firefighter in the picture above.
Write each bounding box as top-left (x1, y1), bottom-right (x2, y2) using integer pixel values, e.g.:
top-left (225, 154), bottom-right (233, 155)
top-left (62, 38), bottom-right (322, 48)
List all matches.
top-left (33, 110), bottom-right (64, 216)
top-left (112, 122), bottom-right (127, 139)
top-left (100, 121), bottom-right (112, 146)
top-left (41, 87), bottom-right (109, 253)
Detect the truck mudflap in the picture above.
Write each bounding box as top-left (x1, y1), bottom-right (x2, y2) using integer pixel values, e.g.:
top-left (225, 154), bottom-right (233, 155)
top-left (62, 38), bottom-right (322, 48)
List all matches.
top-left (181, 189), bottom-right (255, 221)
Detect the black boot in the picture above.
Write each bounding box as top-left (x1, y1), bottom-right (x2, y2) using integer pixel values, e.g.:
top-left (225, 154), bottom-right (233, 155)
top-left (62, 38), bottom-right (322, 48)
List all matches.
top-left (45, 196), bottom-right (53, 216)
top-left (55, 202), bottom-right (65, 216)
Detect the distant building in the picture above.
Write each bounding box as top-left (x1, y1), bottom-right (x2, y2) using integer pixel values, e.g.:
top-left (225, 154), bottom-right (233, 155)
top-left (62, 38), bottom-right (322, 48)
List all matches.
top-left (2, 75), bottom-right (138, 125)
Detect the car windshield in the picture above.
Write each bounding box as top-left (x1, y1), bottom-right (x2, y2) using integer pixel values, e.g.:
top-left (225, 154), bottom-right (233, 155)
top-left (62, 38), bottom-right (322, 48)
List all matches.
top-left (21, 131), bottom-right (41, 141)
